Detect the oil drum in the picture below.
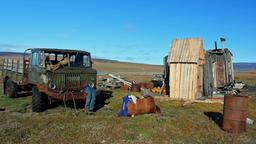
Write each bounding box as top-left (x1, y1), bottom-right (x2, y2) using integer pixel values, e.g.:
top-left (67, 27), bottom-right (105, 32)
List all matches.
top-left (223, 94), bottom-right (249, 133)
top-left (140, 82), bottom-right (154, 89)
top-left (121, 83), bottom-right (129, 90)
top-left (131, 84), bottom-right (141, 92)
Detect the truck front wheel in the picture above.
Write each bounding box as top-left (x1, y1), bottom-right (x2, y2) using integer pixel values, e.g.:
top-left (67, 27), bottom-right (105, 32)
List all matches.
top-left (5, 79), bottom-right (18, 98)
top-left (32, 86), bottom-right (49, 112)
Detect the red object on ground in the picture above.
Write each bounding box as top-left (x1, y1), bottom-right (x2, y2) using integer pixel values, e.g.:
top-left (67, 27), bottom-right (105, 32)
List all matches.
top-left (127, 96), bottom-right (161, 116)
top-left (223, 94), bottom-right (249, 134)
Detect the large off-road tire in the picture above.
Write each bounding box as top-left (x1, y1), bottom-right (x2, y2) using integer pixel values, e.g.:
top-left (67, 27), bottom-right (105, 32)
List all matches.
top-left (5, 79), bottom-right (18, 98)
top-left (32, 86), bottom-right (49, 112)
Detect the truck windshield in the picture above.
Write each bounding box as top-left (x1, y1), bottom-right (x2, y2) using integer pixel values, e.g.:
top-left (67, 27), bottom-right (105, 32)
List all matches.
top-left (69, 53), bottom-right (91, 67)
top-left (41, 52), bottom-right (91, 68)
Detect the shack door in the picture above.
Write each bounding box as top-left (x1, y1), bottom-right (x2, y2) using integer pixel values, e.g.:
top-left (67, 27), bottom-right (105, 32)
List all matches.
top-left (213, 62), bottom-right (225, 88)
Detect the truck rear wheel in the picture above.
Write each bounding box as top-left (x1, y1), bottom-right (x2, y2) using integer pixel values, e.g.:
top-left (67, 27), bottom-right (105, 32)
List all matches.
top-left (5, 79), bottom-right (18, 98)
top-left (32, 86), bottom-right (49, 112)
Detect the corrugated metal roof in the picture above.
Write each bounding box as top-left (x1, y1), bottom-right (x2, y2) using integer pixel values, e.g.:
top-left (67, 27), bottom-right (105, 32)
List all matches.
top-left (207, 48), bottom-right (233, 56)
top-left (168, 38), bottom-right (204, 63)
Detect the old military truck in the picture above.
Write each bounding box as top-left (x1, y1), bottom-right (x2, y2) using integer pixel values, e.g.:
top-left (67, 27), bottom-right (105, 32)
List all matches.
top-left (1, 48), bottom-right (97, 112)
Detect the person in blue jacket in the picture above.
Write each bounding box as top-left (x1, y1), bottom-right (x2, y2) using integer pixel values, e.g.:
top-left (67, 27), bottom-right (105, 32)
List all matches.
top-left (82, 83), bottom-right (96, 112)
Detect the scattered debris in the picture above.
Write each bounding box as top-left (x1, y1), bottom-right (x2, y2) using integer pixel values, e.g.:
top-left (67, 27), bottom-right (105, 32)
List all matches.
top-left (151, 87), bottom-right (162, 93)
top-left (97, 73), bottom-right (132, 90)
top-left (233, 82), bottom-right (245, 90)
top-left (108, 73), bottom-right (132, 87)
top-left (152, 74), bottom-right (163, 82)
top-left (247, 118), bottom-right (254, 125)
top-left (97, 77), bottom-right (122, 90)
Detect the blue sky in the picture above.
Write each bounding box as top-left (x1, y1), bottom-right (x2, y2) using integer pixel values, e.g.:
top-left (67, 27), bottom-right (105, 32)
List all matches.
top-left (0, 0), bottom-right (255, 64)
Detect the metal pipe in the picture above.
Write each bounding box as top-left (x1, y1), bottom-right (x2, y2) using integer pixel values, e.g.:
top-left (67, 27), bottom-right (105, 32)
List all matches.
top-left (220, 37), bottom-right (226, 51)
top-left (108, 73), bottom-right (132, 87)
top-left (214, 41), bottom-right (218, 50)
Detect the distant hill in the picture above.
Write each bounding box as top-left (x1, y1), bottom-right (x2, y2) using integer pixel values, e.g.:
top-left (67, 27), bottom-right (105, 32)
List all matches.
top-left (92, 58), bottom-right (119, 63)
top-left (0, 51), bottom-right (161, 66)
top-left (0, 52), bottom-right (24, 56)
top-left (0, 52), bottom-right (255, 71)
top-left (233, 63), bottom-right (256, 71)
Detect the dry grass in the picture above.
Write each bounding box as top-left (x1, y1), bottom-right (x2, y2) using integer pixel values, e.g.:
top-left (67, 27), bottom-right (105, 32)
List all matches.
top-left (93, 61), bottom-right (163, 82)
top-left (0, 56), bottom-right (256, 143)
top-left (1, 72), bottom-right (256, 143)
top-left (1, 92), bottom-right (256, 144)
top-left (235, 71), bottom-right (256, 86)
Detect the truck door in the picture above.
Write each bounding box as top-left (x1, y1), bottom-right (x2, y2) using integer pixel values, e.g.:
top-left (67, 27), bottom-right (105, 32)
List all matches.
top-left (22, 49), bottom-right (31, 84)
top-left (28, 50), bottom-right (41, 84)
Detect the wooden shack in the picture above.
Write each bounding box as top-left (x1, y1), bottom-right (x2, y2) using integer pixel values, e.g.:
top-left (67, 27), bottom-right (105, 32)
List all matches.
top-left (167, 38), bottom-right (205, 100)
top-left (203, 48), bottom-right (234, 97)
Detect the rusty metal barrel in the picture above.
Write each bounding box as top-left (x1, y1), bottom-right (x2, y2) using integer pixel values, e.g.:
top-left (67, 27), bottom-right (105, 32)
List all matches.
top-left (131, 84), bottom-right (141, 92)
top-left (223, 94), bottom-right (249, 133)
top-left (140, 82), bottom-right (154, 89)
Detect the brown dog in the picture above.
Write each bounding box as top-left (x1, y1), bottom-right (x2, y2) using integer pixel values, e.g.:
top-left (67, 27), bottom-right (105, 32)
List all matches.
top-left (127, 96), bottom-right (161, 116)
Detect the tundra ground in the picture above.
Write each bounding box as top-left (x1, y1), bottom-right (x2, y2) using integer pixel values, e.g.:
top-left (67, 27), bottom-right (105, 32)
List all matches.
top-left (0, 59), bottom-right (256, 143)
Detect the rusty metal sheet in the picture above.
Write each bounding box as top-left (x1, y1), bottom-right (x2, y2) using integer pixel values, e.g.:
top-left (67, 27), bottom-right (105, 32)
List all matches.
top-left (38, 85), bottom-right (86, 101)
top-left (215, 62), bottom-right (225, 88)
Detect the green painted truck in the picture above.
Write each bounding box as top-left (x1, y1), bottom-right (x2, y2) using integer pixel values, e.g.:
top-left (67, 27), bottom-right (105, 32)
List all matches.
top-left (1, 48), bottom-right (97, 112)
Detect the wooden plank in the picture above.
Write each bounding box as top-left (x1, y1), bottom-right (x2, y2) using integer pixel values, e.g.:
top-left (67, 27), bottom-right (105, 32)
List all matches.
top-left (187, 65), bottom-right (193, 99)
top-left (173, 64), bottom-right (177, 99)
top-left (193, 64), bottom-right (197, 100)
top-left (175, 64), bottom-right (180, 100)
top-left (180, 64), bottom-right (184, 99)
top-left (185, 64), bottom-right (190, 100)
top-left (182, 64), bottom-right (186, 100)
top-left (195, 64), bottom-right (199, 100)
top-left (170, 39), bottom-right (177, 62)
top-left (177, 64), bottom-right (182, 100)
top-left (181, 39), bottom-right (186, 62)
top-left (170, 64), bottom-right (175, 98)
top-left (190, 64), bottom-right (194, 100)
top-left (169, 64), bottom-right (175, 98)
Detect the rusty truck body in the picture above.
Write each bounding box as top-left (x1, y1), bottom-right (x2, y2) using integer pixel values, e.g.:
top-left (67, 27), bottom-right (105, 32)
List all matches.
top-left (1, 48), bottom-right (97, 112)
